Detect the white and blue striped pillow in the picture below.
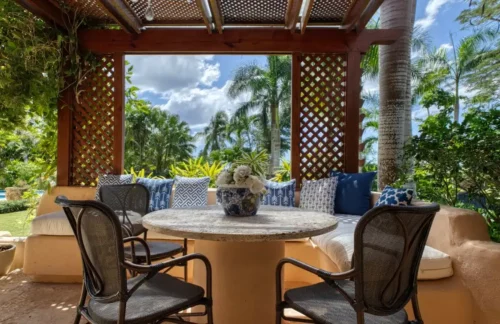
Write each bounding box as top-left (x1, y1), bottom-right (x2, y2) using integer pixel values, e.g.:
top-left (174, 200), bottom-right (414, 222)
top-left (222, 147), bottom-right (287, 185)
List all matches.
top-left (263, 180), bottom-right (296, 207)
top-left (136, 178), bottom-right (174, 212)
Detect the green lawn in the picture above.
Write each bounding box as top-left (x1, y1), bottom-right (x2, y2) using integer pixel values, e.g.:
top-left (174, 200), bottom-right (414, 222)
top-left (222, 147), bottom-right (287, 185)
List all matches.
top-left (0, 210), bottom-right (30, 237)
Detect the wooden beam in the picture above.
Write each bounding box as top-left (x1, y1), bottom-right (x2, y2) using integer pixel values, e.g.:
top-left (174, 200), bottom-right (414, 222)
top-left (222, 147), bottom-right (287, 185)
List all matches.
top-left (78, 28), bottom-right (400, 54)
top-left (196, 0), bottom-right (213, 34)
top-left (96, 0), bottom-right (142, 34)
top-left (56, 89), bottom-right (73, 186)
top-left (341, 0), bottom-right (370, 31)
top-left (291, 53), bottom-right (302, 187)
top-left (300, 0), bottom-right (315, 34)
top-left (355, 0), bottom-right (385, 32)
top-left (285, 0), bottom-right (304, 31)
top-left (344, 51), bottom-right (362, 173)
top-left (208, 0), bottom-right (223, 34)
top-left (16, 0), bottom-right (66, 29)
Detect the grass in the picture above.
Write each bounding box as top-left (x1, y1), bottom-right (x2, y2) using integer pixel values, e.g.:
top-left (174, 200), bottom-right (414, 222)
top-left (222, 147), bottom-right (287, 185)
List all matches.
top-left (0, 210), bottom-right (30, 237)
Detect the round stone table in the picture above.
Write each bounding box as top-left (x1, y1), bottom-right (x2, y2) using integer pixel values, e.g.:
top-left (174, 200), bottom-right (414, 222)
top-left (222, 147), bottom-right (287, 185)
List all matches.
top-left (143, 205), bottom-right (338, 324)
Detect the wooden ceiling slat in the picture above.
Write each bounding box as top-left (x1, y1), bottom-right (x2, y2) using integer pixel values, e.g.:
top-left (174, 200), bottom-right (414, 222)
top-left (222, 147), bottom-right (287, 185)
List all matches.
top-left (300, 0), bottom-right (315, 34)
top-left (16, 0), bottom-right (66, 29)
top-left (341, 0), bottom-right (370, 31)
top-left (196, 0), bottom-right (213, 34)
top-left (97, 0), bottom-right (142, 34)
top-left (208, 0), bottom-right (224, 33)
top-left (355, 0), bottom-right (385, 32)
top-left (285, 0), bottom-right (304, 30)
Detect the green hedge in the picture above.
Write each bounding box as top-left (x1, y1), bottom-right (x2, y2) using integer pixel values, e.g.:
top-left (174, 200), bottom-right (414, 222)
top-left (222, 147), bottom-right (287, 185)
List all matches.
top-left (0, 200), bottom-right (29, 214)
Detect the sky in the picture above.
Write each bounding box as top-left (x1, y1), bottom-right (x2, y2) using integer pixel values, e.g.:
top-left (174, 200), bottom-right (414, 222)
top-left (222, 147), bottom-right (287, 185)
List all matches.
top-left (126, 0), bottom-right (473, 155)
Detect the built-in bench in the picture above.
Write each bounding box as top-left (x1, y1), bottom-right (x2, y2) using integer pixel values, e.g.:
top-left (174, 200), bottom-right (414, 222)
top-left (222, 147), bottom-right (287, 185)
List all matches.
top-left (22, 186), bottom-right (500, 324)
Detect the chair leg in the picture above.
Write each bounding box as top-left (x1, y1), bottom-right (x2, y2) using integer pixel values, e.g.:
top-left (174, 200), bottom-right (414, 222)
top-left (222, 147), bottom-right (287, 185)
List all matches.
top-left (74, 283), bottom-right (87, 324)
top-left (183, 238), bottom-right (188, 282)
top-left (411, 294), bottom-right (424, 324)
top-left (276, 310), bottom-right (282, 324)
top-left (206, 304), bottom-right (214, 324)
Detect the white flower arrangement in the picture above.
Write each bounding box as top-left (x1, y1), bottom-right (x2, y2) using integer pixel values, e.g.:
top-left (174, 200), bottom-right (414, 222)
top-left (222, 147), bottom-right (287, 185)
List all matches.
top-left (216, 165), bottom-right (266, 194)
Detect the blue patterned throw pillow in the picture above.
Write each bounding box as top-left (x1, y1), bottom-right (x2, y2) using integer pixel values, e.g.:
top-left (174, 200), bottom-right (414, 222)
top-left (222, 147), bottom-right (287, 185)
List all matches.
top-left (299, 177), bottom-right (338, 215)
top-left (263, 180), bottom-right (296, 207)
top-left (136, 178), bottom-right (174, 212)
top-left (375, 186), bottom-right (414, 207)
top-left (95, 174), bottom-right (133, 201)
top-left (330, 171), bottom-right (376, 215)
top-left (172, 176), bottom-right (211, 208)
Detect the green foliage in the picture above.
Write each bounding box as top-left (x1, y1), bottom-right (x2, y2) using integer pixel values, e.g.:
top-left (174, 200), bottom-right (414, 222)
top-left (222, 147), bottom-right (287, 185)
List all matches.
top-left (0, 160), bottom-right (43, 188)
top-left (125, 167), bottom-right (165, 183)
top-left (169, 158), bottom-right (225, 187)
top-left (399, 107), bottom-right (500, 242)
top-left (272, 160), bottom-right (291, 182)
top-left (233, 150), bottom-right (269, 178)
top-left (0, 200), bottom-right (28, 214)
top-left (208, 146), bottom-right (249, 164)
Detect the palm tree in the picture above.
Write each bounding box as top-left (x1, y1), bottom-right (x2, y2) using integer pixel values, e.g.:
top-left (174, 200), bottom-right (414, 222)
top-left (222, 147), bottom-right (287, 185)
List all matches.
top-left (227, 55), bottom-right (291, 175)
top-left (227, 113), bottom-right (258, 149)
top-left (197, 111), bottom-right (229, 156)
top-left (377, 0), bottom-right (417, 189)
top-left (415, 32), bottom-right (493, 121)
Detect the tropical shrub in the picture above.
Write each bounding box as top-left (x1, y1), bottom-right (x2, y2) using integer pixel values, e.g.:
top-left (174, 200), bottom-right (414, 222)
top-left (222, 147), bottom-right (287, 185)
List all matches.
top-left (0, 160), bottom-right (43, 188)
top-left (233, 150), bottom-right (269, 178)
top-left (169, 158), bottom-right (225, 187)
top-left (399, 107), bottom-right (500, 242)
top-left (272, 160), bottom-right (291, 182)
top-left (125, 167), bottom-right (165, 183)
top-left (0, 200), bottom-right (28, 214)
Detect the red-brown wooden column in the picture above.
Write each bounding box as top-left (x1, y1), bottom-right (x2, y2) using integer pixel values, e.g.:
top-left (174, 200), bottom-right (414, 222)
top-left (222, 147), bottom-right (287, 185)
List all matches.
top-left (56, 89), bottom-right (73, 186)
top-left (344, 51), bottom-right (362, 173)
top-left (113, 52), bottom-right (126, 175)
top-left (291, 53), bottom-right (301, 187)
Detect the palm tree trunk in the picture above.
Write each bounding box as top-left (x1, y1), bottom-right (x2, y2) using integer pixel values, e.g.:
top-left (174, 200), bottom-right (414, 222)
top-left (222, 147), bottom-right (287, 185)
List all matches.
top-left (454, 79), bottom-right (460, 122)
top-left (378, 0), bottom-right (416, 190)
top-left (270, 105), bottom-right (281, 176)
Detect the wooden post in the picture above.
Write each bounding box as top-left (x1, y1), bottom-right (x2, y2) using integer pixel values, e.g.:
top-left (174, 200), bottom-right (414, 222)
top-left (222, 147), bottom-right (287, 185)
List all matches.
top-left (113, 53), bottom-right (125, 174)
top-left (345, 51), bottom-right (362, 173)
top-left (291, 53), bottom-right (302, 187)
top-left (56, 89), bottom-right (73, 186)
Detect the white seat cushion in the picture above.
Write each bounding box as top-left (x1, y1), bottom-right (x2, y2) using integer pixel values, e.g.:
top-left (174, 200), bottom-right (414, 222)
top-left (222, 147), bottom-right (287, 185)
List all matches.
top-left (311, 214), bottom-right (453, 280)
top-left (31, 211), bottom-right (74, 236)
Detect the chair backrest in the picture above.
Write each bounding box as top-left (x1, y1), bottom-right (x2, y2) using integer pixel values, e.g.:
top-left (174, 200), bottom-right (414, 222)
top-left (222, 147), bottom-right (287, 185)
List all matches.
top-left (99, 183), bottom-right (150, 217)
top-left (55, 196), bottom-right (127, 303)
top-left (353, 203), bottom-right (440, 315)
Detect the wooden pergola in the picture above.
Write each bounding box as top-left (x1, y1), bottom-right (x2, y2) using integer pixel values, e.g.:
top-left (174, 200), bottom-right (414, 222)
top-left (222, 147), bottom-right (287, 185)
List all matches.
top-left (18, 0), bottom-right (400, 187)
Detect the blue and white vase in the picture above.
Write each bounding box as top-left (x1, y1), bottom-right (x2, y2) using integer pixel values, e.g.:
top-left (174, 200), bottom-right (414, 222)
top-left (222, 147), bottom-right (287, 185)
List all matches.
top-left (216, 186), bottom-right (261, 217)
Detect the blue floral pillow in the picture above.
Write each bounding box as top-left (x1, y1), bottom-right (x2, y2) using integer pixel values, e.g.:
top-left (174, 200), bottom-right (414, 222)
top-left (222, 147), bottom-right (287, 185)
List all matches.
top-left (136, 178), bottom-right (174, 212)
top-left (375, 186), bottom-right (414, 207)
top-left (263, 180), bottom-right (296, 207)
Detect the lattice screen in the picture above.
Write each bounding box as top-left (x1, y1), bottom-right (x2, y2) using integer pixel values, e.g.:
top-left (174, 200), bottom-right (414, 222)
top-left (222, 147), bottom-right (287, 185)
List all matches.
top-left (218, 0), bottom-right (288, 24)
top-left (309, 0), bottom-right (354, 24)
top-left (70, 56), bottom-right (117, 186)
top-left (297, 54), bottom-right (347, 181)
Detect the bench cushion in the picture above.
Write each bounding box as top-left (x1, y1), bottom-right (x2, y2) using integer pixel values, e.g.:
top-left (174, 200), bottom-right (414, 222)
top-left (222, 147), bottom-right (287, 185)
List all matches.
top-left (311, 214), bottom-right (453, 280)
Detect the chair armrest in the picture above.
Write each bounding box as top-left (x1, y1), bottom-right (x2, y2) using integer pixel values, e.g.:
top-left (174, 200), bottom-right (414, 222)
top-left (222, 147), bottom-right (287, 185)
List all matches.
top-left (123, 236), bottom-right (151, 265)
top-left (123, 253), bottom-right (213, 298)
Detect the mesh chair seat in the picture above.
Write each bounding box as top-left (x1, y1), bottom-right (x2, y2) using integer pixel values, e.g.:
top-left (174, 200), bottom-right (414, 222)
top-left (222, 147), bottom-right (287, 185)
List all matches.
top-left (285, 281), bottom-right (408, 324)
top-left (124, 241), bottom-right (184, 263)
top-left (88, 273), bottom-right (204, 324)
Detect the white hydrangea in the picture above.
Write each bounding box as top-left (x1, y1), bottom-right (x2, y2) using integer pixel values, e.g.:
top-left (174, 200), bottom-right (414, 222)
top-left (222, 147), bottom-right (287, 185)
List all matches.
top-left (216, 171), bottom-right (233, 186)
top-left (245, 175), bottom-right (265, 194)
top-left (233, 165), bottom-right (252, 185)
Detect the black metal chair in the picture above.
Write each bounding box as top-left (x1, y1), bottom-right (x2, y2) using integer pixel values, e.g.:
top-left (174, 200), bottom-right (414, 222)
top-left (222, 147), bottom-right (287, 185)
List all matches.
top-left (99, 184), bottom-right (189, 281)
top-left (276, 203), bottom-right (440, 324)
top-left (56, 196), bottom-right (213, 324)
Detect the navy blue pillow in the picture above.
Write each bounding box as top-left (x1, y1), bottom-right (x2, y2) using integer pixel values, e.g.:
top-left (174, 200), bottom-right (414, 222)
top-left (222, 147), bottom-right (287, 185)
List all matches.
top-left (330, 171), bottom-right (376, 215)
top-left (136, 178), bottom-right (174, 212)
top-left (263, 180), bottom-right (296, 207)
top-left (375, 186), bottom-right (414, 207)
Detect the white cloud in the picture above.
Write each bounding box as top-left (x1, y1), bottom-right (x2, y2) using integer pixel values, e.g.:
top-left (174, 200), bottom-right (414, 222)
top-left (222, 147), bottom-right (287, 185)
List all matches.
top-left (415, 0), bottom-right (453, 30)
top-left (439, 43), bottom-right (453, 52)
top-left (126, 55), bottom-right (220, 94)
top-left (160, 80), bottom-right (250, 130)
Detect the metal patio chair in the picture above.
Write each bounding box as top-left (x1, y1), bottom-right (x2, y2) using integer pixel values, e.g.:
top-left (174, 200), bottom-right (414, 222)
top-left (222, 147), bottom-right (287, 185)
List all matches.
top-left (100, 183), bottom-right (188, 281)
top-left (276, 203), bottom-right (440, 324)
top-left (56, 196), bottom-right (213, 324)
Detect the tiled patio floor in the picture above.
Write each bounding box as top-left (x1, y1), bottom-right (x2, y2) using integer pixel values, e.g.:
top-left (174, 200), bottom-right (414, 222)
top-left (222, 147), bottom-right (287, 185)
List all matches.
top-left (0, 269), bottom-right (303, 324)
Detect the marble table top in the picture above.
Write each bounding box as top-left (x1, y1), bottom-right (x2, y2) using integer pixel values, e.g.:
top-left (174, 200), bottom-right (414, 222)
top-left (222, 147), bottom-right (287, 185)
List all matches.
top-left (142, 205), bottom-right (338, 242)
